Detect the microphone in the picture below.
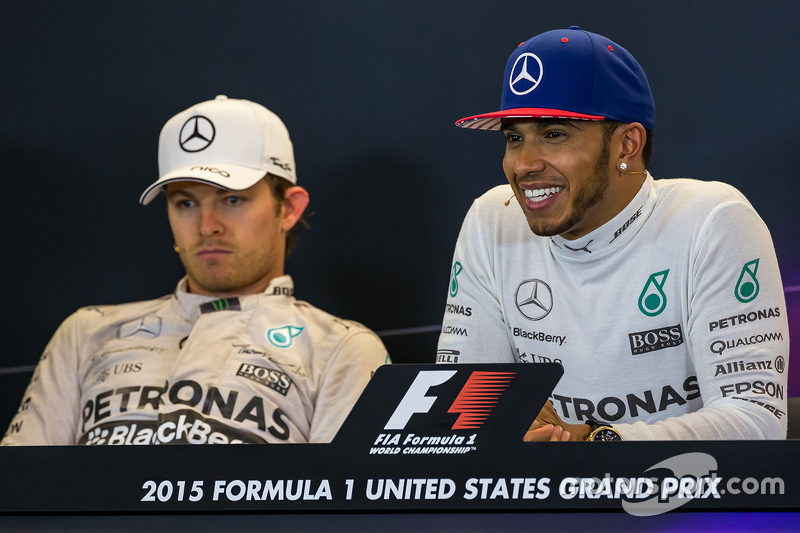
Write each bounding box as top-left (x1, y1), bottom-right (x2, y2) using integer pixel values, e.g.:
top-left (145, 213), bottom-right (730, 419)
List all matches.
top-left (504, 195), bottom-right (514, 206)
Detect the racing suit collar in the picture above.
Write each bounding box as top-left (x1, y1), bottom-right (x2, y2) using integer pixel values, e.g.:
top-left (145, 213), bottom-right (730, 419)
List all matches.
top-left (171, 275), bottom-right (295, 322)
top-left (549, 172), bottom-right (656, 262)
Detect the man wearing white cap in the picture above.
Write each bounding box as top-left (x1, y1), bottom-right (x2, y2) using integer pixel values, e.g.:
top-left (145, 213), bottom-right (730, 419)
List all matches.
top-left (2, 96), bottom-right (389, 445)
top-left (438, 28), bottom-right (788, 441)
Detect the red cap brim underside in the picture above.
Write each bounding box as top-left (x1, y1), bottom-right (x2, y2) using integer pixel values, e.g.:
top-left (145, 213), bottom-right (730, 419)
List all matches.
top-left (455, 108), bottom-right (605, 130)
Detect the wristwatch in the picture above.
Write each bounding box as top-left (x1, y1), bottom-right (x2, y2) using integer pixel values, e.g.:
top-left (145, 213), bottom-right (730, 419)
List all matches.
top-left (585, 420), bottom-right (623, 441)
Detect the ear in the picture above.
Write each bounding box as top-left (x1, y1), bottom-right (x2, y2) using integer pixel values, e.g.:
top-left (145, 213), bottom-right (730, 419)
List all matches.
top-left (615, 122), bottom-right (647, 170)
top-left (280, 186), bottom-right (310, 231)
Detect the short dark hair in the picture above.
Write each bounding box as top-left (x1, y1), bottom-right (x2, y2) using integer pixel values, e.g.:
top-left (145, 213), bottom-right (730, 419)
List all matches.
top-left (264, 173), bottom-right (308, 257)
top-left (601, 120), bottom-right (654, 168)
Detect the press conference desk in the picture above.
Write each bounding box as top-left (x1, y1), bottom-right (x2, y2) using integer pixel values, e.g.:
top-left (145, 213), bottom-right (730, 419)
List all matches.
top-left (1, 442), bottom-right (798, 532)
top-left (1, 511), bottom-right (799, 532)
top-left (2, 365), bottom-right (797, 531)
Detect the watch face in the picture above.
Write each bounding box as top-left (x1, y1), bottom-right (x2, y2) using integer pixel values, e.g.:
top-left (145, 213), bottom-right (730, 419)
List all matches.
top-left (593, 428), bottom-right (622, 441)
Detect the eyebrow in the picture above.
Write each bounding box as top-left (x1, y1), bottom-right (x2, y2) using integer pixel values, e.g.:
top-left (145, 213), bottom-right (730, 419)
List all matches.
top-left (165, 188), bottom-right (196, 200)
top-left (165, 185), bottom-right (235, 200)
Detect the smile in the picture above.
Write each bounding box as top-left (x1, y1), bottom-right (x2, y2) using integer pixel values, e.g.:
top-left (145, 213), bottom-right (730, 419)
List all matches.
top-left (524, 187), bottom-right (563, 203)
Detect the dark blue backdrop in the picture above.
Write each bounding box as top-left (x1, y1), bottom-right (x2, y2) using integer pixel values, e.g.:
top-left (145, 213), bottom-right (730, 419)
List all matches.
top-left (2, 1), bottom-right (799, 430)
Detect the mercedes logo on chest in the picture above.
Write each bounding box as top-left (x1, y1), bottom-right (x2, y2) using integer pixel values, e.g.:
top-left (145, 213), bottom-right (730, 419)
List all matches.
top-left (179, 115), bottom-right (216, 152)
top-left (514, 279), bottom-right (553, 321)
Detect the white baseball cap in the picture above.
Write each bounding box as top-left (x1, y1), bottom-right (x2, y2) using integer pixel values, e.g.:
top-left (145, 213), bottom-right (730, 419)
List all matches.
top-left (139, 95), bottom-right (297, 205)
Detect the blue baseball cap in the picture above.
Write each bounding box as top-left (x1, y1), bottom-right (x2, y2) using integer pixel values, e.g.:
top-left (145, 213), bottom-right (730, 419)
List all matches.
top-left (456, 27), bottom-right (655, 131)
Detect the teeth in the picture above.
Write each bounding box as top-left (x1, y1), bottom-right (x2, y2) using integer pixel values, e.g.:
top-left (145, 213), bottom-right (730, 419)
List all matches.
top-left (524, 187), bottom-right (563, 201)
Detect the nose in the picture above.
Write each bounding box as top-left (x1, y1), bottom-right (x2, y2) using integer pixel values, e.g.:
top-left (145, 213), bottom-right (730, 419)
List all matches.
top-left (513, 141), bottom-right (547, 177)
top-left (199, 205), bottom-right (223, 236)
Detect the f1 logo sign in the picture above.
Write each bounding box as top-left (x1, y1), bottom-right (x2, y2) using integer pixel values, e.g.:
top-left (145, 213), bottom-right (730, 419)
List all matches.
top-left (384, 371), bottom-right (456, 430)
top-left (384, 370), bottom-right (515, 431)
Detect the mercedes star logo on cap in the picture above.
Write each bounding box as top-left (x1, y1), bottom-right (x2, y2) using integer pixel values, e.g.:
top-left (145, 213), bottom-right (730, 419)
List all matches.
top-left (509, 53), bottom-right (543, 96)
top-left (514, 279), bottom-right (553, 321)
top-left (179, 115), bottom-right (216, 152)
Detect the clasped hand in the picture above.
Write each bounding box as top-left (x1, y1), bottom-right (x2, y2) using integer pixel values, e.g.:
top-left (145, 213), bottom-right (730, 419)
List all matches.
top-left (523, 400), bottom-right (591, 442)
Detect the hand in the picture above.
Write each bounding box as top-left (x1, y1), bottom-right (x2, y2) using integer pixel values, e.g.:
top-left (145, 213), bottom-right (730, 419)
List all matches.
top-left (524, 424), bottom-right (572, 442)
top-left (523, 400), bottom-right (591, 442)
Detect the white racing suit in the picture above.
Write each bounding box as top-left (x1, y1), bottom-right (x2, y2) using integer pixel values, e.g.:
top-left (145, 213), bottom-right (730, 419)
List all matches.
top-left (438, 174), bottom-right (789, 439)
top-left (2, 276), bottom-right (389, 445)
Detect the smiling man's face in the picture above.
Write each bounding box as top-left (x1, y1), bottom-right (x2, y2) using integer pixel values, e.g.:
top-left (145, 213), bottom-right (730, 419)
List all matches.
top-left (165, 179), bottom-right (287, 297)
top-left (501, 119), bottom-right (617, 240)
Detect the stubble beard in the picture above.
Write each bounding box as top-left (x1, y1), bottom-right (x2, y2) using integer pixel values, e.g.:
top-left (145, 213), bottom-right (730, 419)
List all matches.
top-left (181, 246), bottom-right (282, 296)
top-left (526, 139), bottom-right (612, 237)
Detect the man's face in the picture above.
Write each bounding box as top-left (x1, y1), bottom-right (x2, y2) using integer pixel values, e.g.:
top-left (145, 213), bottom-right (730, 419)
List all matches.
top-left (501, 119), bottom-right (614, 240)
top-left (165, 180), bottom-right (287, 297)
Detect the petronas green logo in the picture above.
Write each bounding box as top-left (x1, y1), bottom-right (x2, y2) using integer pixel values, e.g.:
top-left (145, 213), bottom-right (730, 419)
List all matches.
top-left (266, 325), bottom-right (304, 349)
top-left (449, 261), bottom-right (463, 298)
top-left (735, 259), bottom-right (760, 303)
top-left (638, 269), bottom-right (669, 317)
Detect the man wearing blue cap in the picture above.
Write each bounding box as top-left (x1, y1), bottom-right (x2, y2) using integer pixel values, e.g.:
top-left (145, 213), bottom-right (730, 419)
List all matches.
top-left (438, 27), bottom-right (788, 441)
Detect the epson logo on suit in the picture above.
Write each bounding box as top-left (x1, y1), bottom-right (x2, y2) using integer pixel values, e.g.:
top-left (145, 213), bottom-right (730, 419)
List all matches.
top-left (628, 324), bottom-right (684, 355)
